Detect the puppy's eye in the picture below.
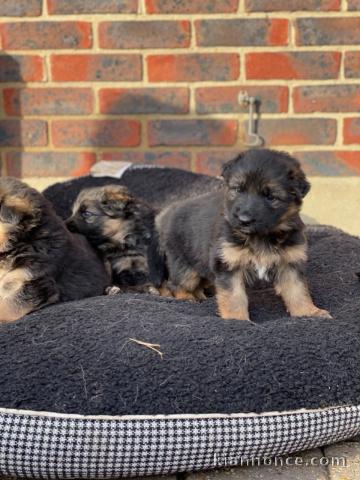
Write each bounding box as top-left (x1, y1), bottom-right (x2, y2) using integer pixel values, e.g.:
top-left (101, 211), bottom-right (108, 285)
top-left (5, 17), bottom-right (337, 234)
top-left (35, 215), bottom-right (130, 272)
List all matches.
top-left (262, 188), bottom-right (275, 201)
top-left (81, 210), bottom-right (94, 219)
top-left (232, 185), bottom-right (245, 193)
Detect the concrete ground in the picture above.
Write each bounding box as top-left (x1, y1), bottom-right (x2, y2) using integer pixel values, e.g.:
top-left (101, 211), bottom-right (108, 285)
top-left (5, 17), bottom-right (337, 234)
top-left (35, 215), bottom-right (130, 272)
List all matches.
top-left (301, 177), bottom-right (360, 237)
top-left (25, 176), bottom-right (360, 237)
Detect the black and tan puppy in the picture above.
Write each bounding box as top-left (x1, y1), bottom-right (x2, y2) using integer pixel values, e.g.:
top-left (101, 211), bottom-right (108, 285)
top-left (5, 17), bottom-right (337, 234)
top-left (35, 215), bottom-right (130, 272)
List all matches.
top-left (0, 177), bottom-right (110, 323)
top-left (66, 185), bottom-right (162, 293)
top-left (156, 149), bottom-right (330, 321)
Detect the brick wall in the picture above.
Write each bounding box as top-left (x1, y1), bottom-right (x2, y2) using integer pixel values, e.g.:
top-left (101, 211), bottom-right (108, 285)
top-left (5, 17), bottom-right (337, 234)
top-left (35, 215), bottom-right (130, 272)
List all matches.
top-left (0, 0), bottom-right (359, 179)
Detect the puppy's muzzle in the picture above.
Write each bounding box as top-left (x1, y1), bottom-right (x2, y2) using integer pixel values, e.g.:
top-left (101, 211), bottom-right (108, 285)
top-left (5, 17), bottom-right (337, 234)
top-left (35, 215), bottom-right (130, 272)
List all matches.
top-left (233, 211), bottom-right (256, 227)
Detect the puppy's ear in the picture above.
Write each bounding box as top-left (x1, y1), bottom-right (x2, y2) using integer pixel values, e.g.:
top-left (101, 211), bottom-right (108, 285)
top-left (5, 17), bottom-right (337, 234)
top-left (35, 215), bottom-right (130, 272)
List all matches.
top-left (289, 167), bottom-right (311, 200)
top-left (221, 153), bottom-right (245, 182)
top-left (5, 194), bottom-right (42, 230)
top-left (101, 186), bottom-right (134, 216)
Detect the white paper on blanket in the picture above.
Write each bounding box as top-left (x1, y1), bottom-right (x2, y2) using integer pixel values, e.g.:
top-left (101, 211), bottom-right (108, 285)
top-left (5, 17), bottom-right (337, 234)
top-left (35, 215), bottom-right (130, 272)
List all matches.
top-left (90, 161), bottom-right (133, 179)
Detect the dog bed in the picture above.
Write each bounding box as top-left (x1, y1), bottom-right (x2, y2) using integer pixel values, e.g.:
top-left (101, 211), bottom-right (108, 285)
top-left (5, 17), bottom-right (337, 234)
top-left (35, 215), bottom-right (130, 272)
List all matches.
top-left (0, 221), bottom-right (360, 478)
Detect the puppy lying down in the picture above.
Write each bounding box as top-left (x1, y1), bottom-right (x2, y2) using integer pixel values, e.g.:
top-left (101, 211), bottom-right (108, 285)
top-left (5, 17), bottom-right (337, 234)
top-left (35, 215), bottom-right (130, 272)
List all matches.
top-left (0, 178), bottom-right (110, 323)
top-left (155, 149), bottom-right (331, 321)
top-left (66, 185), bottom-right (162, 294)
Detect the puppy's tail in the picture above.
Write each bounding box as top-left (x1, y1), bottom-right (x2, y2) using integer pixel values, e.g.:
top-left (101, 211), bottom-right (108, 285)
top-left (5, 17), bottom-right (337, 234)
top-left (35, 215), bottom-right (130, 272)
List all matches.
top-left (147, 228), bottom-right (168, 288)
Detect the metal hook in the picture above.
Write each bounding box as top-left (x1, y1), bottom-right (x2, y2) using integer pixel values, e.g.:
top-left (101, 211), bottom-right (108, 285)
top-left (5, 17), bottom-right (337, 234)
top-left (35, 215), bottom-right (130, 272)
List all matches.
top-left (238, 92), bottom-right (264, 147)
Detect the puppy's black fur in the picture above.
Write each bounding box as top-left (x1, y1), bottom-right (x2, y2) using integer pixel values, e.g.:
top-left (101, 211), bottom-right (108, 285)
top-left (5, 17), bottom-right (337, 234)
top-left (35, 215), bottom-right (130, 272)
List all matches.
top-left (156, 149), bottom-right (330, 320)
top-left (66, 185), bottom-right (163, 292)
top-left (0, 177), bottom-right (110, 323)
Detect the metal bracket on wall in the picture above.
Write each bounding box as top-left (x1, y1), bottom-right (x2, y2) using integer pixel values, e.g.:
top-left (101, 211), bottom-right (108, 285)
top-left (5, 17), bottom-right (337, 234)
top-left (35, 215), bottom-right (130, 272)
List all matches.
top-left (238, 91), bottom-right (264, 147)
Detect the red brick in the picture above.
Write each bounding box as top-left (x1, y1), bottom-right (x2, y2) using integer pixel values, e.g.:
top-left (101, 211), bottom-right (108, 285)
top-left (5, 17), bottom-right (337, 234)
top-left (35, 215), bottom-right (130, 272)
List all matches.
top-left (344, 118), bottom-right (360, 144)
top-left (296, 18), bottom-right (360, 45)
top-left (148, 120), bottom-right (237, 146)
top-left (52, 120), bottom-right (140, 147)
top-left (196, 86), bottom-right (288, 114)
top-left (0, 120), bottom-right (47, 146)
top-left (345, 52), bottom-right (360, 78)
top-left (295, 151), bottom-right (360, 175)
top-left (0, 22), bottom-right (92, 50)
top-left (48, 0), bottom-right (138, 14)
top-left (99, 88), bottom-right (189, 114)
top-left (0, 55), bottom-right (44, 82)
top-left (195, 150), bottom-right (239, 175)
top-left (4, 88), bottom-right (94, 116)
top-left (196, 19), bottom-right (288, 46)
top-left (0, 0), bottom-right (42, 16)
top-left (146, 0), bottom-right (238, 13)
top-left (5, 152), bottom-right (96, 177)
top-left (348, 0), bottom-right (360, 9)
top-left (148, 54), bottom-right (239, 82)
top-left (101, 151), bottom-right (191, 170)
top-left (245, 0), bottom-right (340, 11)
top-left (246, 52), bottom-right (340, 80)
top-left (250, 118), bottom-right (336, 145)
top-left (293, 85), bottom-right (360, 113)
top-left (99, 21), bottom-right (190, 49)
top-left (51, 54), bottom-right (141, 82)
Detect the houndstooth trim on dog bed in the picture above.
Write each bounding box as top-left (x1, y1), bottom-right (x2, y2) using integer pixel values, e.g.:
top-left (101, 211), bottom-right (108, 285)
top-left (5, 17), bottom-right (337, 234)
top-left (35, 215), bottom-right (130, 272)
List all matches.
top-left (1, 405), bottom-right (360, 478)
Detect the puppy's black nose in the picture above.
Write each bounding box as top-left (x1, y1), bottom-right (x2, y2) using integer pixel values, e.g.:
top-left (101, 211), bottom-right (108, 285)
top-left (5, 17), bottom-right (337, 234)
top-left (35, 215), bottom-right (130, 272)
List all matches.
top-left (237, 214), bottom-right (255, 226)
top-left (65, 218), bottom-right (77, 232)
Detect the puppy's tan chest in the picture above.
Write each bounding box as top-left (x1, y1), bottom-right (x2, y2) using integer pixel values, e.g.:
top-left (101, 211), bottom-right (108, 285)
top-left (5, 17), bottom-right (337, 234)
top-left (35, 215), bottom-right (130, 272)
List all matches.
top-left (220, 241), bottom-right (306, 279)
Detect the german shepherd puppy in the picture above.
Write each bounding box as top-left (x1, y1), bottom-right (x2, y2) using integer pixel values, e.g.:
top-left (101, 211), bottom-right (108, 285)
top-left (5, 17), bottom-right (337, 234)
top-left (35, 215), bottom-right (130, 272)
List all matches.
top-left (0, 177), bottom-right (110, 323)
top-left (156, 149), bottom-right (331, 321)
top-left (66, 185), bottom-right (161, 293)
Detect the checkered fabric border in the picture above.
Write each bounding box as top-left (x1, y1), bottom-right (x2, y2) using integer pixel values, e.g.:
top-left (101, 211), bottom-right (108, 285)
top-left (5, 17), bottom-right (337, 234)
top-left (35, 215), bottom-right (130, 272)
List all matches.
top-left (0, 405), bottom-right (360, 478)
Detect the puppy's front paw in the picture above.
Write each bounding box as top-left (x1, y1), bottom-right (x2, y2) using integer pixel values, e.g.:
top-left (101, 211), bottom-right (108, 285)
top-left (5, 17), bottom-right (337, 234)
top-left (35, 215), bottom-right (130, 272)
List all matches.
top-left (310, 307), bottom-right (332, 319)
top-left (105, 285), bottom-right (122, 296)
top-left (147, 286), bottom-right (160, 296)
top-left (290, 305), bottom-right (332, 319)
top-left (174, 289), bottom-right (199, 302)
top-left (219, 309), bottom-right (250, 321)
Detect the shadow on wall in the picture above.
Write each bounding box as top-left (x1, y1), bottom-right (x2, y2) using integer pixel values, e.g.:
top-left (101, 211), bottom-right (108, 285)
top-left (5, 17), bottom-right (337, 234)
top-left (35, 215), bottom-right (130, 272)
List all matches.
top-left (68, 88), bottom-right (249, 177)
top-left (0, 55), bottom-right (270, 180)
top-left (0, 54), bottom-right (24, 178)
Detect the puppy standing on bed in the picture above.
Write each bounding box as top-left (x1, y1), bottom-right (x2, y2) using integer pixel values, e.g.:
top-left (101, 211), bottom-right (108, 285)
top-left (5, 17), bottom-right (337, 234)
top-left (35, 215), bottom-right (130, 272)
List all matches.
top-left (66, 185), bottom-right (162, 294)
top-left (0, 178), bottom-right (110, 323)
top-left (156, 149), bottom-right (330, 321)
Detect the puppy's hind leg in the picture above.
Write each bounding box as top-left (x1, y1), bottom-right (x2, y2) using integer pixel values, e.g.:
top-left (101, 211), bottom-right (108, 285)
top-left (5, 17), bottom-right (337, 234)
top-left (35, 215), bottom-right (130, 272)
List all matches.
top-left (170, 266), bottom-right (203, 302)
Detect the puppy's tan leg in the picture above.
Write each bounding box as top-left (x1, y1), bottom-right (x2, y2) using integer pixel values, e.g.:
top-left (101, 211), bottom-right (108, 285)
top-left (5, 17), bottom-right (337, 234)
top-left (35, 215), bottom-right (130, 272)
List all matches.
top-left (194, 286), bottom-right (207, 301)
top-left (0, 299), bottom-right (33, 323)
top-left (173, 288), bottom-right (198, 302)
top-left (275, 267), bottom-right (331, 318)
top-left (158, 283), bottom-right (174, 298)
top-left (0, 270), bottom-right (59, 323)
top-left (216, 271), bottom-right (249, 321)
top-left (0, 268), bottom-right (33, 322)
top-left (172, 268), bottom-right (202, 302)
